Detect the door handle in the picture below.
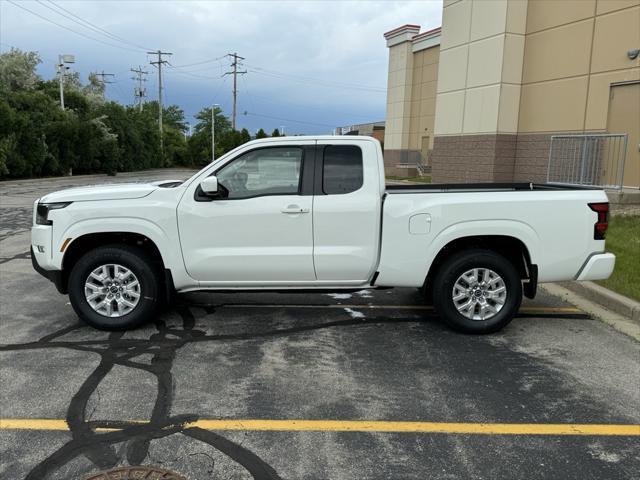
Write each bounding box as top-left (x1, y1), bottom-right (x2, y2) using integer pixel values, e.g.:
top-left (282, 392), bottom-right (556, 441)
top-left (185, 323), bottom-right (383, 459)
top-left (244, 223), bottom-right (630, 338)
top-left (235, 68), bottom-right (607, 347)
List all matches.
top-left (281, 205), bottom-right (309, 214)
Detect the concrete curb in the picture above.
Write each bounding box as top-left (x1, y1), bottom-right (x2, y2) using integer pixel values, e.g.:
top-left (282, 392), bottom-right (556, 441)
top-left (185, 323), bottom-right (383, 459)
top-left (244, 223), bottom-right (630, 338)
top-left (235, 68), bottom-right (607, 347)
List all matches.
top-left (540, 283), bottom-right (640, 340)
top-left (559, 281), bottom-right (640, 322)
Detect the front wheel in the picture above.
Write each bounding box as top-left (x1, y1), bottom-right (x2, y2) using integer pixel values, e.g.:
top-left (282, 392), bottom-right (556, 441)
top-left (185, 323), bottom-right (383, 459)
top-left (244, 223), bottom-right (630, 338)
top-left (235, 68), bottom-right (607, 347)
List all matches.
top-left (432, 249), bottom-right (522, 334)
top-left (68, 245), bottom-right (161, 330)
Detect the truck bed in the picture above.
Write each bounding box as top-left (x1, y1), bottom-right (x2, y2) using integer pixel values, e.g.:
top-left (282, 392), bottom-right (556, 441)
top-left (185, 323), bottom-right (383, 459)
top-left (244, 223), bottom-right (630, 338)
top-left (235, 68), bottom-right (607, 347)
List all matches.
top-left (385, 183), bottom-right (601, 194)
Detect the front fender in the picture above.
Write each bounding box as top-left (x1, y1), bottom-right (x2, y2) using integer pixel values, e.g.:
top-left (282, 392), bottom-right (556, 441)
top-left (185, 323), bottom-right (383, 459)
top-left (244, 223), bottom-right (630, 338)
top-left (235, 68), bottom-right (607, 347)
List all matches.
top-left (53, 217), bottom-right (176, 272)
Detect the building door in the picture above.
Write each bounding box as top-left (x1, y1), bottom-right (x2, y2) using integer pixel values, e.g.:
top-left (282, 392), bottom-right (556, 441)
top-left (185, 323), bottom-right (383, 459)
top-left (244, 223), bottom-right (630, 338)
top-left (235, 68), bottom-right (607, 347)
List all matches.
top-left (421, 136), bottom-right (431, 166)
top-left (607, 82), bottom-right (640, 188)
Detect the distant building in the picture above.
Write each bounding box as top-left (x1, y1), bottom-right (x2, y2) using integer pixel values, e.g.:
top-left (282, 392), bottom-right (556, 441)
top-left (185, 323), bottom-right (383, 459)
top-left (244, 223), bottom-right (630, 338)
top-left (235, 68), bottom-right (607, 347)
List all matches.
top-left (384, 0), bottom-right (639, 187)
top-left (334, 121), bottom-right (385, 144)
top-left (383, 25), bottom-right (441, 177)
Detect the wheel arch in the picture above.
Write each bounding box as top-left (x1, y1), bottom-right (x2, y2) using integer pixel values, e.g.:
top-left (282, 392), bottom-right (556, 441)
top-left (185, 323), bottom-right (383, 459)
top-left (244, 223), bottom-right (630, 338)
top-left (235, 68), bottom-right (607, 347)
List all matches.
top-left (60, 231), bottom-right (169, 295)
top-left (423, 234), bottom-right (537, 301)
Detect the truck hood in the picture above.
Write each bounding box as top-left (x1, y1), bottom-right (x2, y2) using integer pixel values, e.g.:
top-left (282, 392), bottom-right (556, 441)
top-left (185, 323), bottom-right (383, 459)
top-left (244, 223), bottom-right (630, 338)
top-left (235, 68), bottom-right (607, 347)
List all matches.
top-left (39, 182), bottom-right (160, 203)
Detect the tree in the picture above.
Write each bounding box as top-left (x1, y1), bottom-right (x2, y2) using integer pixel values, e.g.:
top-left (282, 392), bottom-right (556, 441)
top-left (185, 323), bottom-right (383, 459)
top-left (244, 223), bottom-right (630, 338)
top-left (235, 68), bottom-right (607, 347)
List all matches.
top-left (192, 106), bottom-right (230, 135)
top-left (255, 128), bottom-right (267, 139)
top-left (0, 48), bottom-right (42, 93)
top-left (188, 106), bottom-right (233, 165)
top-left (271, 128), bottom-right (280, 137)
top-left (0, 48), bottom-right (216, 178)
top-left (240, 128), bottom-right (251, 144)
top-left (164, 104), bottom-right (188, 133)
top-left (83, 73), bottom-right (106, 106)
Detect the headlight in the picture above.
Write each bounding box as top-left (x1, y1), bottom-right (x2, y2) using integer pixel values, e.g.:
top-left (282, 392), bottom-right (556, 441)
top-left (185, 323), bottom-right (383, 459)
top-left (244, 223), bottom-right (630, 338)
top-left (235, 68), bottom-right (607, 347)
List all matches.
top-left (36, 202), bottom-right (71, 225)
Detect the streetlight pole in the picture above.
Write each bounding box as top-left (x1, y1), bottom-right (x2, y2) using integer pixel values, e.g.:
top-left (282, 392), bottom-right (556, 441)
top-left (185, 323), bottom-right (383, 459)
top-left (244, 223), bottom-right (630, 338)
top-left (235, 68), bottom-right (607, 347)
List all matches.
top-left (58, 59), bottom-right (64, 110)
top-left (212, 103), bottom-right (219, 162)
top-left (57, 54), bottom-right (75, 110)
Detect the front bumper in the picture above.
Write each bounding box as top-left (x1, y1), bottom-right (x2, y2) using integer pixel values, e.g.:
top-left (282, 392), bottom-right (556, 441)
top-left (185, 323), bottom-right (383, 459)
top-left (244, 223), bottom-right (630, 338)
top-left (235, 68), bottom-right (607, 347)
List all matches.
top-left (31, 246), bottom-right (67, 293)
top-left (31, 224), bottom-right (67, 294)
top-left (576, 253), bottom-right (616, 281)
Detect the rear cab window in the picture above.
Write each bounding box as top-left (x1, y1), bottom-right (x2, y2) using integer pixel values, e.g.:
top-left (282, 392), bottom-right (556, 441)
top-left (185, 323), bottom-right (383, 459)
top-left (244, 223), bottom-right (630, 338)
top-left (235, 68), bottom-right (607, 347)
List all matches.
top-left (322, 145), bottom-right (363, 195)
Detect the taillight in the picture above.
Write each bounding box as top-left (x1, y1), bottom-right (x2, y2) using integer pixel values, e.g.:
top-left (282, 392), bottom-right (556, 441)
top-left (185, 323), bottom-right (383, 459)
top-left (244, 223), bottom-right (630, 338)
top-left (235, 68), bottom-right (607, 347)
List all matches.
top-left (588, 203), bottom-right (609, 240)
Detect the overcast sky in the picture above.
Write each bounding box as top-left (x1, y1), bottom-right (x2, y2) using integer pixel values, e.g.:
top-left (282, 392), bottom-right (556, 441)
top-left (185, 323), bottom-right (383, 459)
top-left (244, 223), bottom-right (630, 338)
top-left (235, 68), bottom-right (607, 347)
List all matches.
top-left (1, 0), bottom-right (442, 134)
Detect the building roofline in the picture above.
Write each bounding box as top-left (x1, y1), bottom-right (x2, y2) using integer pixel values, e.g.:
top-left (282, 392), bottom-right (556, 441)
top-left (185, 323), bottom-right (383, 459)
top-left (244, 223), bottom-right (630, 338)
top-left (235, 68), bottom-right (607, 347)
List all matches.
top-left (383, 24), bottom-right (421, 39)
top-left (412, 26), bottom-right (441, 41)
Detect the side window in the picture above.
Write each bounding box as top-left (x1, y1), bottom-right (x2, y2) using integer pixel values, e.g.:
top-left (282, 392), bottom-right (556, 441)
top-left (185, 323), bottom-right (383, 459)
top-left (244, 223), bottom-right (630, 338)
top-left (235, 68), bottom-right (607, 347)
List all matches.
top-left (322, 145), bottom-right (363, 195)
top-left (216, 147), bottom-right (303, 199)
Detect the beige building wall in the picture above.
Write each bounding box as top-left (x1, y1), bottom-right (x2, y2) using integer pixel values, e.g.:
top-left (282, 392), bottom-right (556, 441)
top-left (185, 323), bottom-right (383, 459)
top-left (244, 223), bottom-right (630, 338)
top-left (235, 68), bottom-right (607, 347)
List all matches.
top-left (408, 47), bottom-right (439, 155)
top-left (385, 1), bottom-right (640, 185)
top-left (514, 0), bottom-right (640, 183)
top-left (384, 25), bottom-right (420, 155)
top-left (431, 0), bottom-right (528, 182)
top-left (383, 25), bottom-right (441, 176)
top-left (518, 0), bottom-right (640, 133)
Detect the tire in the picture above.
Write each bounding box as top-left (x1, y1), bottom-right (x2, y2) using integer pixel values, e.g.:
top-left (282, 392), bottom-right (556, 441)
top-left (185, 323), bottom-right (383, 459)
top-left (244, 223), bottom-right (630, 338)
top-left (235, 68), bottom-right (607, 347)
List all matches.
top-left (68, 245), bottom-right (161, 330)
top-left (432, 249), bottom-right (522, 334)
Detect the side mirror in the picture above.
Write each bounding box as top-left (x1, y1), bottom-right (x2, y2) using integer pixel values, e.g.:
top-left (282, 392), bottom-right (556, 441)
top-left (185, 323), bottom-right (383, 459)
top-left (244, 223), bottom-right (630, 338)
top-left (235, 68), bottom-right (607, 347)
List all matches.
top-left (200, 176), bottom-right (218, 194)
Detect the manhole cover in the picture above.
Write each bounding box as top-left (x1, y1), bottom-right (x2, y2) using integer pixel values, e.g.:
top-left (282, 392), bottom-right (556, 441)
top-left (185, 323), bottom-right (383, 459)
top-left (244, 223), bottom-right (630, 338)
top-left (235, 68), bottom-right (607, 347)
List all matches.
top-left (84, 466), bottom-right (186, 480)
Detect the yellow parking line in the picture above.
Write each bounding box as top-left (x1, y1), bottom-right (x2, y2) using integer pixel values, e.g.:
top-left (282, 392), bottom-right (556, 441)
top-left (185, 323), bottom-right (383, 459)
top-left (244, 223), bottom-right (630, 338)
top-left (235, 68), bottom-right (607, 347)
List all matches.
top-left (519, 307), bottom-right (583, 314)
top-left (222, 304), bottom-right (583, 315)
top-left (1, 419), bottom-right (637, 436)
top-left (0, 419), bottom-right (69, 431)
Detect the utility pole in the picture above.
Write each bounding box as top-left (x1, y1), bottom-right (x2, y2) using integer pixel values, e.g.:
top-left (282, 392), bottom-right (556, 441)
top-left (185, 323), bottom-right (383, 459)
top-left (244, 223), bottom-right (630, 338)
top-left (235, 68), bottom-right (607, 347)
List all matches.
top-left (223, 53), bottom-right (246, 130)
top-left (93, 71), bottom-right (115, 98)
top-left (56, 54), bottom-right (75, 110)
top-left (130, 66), bottom-right (148, 111)
top-left (212, 103), bottom-right (219, 162)
top-left (148, 50), bottom-right (172, 154)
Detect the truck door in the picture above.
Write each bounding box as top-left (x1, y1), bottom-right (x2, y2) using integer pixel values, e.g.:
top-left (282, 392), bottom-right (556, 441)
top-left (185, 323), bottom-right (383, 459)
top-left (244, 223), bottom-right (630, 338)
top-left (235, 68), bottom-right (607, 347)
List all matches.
top-left (177, 143), bottom-right (316, 284)
top-left (312, 140), bottom-right (382, 282)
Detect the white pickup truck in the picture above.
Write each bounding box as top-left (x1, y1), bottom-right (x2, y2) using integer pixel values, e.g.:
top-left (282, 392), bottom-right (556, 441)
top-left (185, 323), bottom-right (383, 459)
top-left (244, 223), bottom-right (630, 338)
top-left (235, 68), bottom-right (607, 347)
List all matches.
top-left (31, 136), bottom-right (615, 333)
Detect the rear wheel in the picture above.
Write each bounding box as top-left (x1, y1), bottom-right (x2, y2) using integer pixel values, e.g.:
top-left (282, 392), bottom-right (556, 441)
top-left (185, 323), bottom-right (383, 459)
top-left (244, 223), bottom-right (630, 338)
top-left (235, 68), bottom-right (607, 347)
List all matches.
top-left (433, 249), bottom-right (522, 333)
top-left (68, 245), bottom-right (160, 330)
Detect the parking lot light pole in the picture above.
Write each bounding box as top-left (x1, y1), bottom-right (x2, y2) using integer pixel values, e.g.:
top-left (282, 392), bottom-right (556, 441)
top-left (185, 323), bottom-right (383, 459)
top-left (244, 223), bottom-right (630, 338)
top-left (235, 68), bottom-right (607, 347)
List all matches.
top-left (57, 54), bottom-right (75, 110)
top-left (212, 103), bottom-right (219, 162)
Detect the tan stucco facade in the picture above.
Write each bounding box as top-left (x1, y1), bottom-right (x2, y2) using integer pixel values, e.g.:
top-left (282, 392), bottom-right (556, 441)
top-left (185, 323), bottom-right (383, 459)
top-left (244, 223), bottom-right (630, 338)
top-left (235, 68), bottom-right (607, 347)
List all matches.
top-left (383, 25), bottom-right (440, 176)
top-left (519, 0), bottom-right (640, 134)
top-left (385, 0), bottom-right (640, 186)
top-left (434, 0), bottom-right (527, 137)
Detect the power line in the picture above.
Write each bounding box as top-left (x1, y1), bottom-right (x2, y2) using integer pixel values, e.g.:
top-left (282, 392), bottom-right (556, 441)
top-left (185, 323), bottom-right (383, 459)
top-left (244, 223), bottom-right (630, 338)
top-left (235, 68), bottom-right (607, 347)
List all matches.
top-left (148, 50), bottom-right (172, 156)
top-left (166, 62), bottom-right (225, 75)
top-left (239, 75), bottom-right (256, 114)
top-left (93, 71), bottom-right (115, 84)
top-left (92, 70), bottom-right (115, 98)
top-left (111, 81), bottom-right (128, 104)
top-left (246, 64), bottom-right (386, 93)
top-left (170, 55), bottom-right (227, 69)
top-left (7, 0), bottom-right (144, 53)
top-left (44, 0), bottom-right (152, 51)
top-left (165, 66), bottom-right (224, 81)
top-left (243, 111), bottom-right (335, 129)
top-left (223, 53), bottom-right (246, 130)
top-left (241, 77), bottom-right (378, 121)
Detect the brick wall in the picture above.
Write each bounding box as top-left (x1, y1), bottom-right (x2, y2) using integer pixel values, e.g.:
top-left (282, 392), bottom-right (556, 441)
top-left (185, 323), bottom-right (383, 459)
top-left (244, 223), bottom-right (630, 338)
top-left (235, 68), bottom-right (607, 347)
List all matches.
top-left (513, 133), bottom-right (553, 183)
top-left (383, 149), bottom-right (422, 177)
top-left (431, 134), bottom-right (517, 183)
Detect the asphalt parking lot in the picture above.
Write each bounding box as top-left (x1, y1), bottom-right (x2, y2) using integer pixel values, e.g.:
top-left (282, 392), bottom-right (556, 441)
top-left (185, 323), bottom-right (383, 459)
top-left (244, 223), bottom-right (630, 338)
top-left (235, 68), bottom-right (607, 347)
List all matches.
top-left (1, 171), bottom-right (639, 480)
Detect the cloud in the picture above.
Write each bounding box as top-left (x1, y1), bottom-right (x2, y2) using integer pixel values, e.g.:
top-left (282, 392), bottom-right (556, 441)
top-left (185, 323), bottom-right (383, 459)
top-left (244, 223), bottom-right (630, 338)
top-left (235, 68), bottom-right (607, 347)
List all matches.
top-left (1, 0), bottom-right (442, 134)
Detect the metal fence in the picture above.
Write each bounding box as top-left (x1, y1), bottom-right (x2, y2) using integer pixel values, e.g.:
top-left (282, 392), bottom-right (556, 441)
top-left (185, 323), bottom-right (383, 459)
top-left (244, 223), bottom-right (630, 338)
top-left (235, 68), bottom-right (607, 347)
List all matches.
top-left (395, 150), bottom-right (431, 176)
top-left (547, 134), bottom-right (628, 189)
